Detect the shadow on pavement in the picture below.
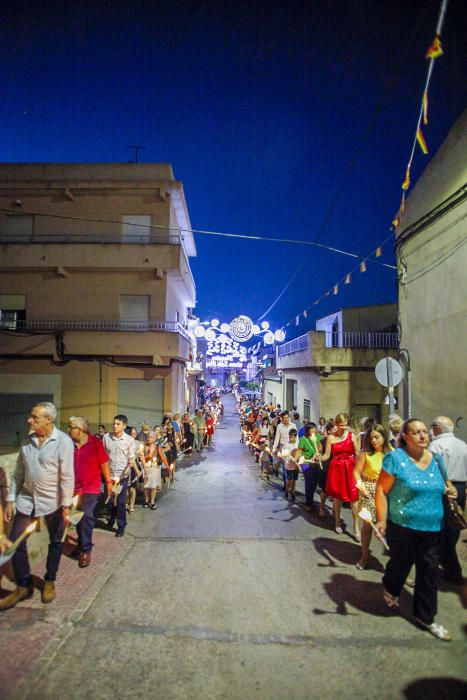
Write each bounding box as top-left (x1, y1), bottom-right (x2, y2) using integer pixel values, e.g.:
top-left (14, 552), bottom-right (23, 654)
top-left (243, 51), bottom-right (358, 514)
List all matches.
top-left (313, 536), bottom-right (385, 572)
top-left (403, 678), bottom-right (467, 700)
top-left (317, 572), bottom-right (409, 618)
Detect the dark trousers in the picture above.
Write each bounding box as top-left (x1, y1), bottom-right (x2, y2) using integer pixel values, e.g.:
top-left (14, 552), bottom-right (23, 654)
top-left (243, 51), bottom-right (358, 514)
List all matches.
top-left (303, 465), bottom-right (320, 506)
top-left (76, 493), bottom-right (98, 552)
top-left (106, 481), bottom-right (128, 531)
top-left (440, 481), bottom-right (466, 581)
top-left (11, 509), bottom-right (65, 587)
top-left (383, 520), bottom-right (440, 625)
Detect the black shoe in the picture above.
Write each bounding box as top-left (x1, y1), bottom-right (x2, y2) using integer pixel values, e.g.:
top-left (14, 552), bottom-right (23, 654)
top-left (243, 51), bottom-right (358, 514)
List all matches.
top-left (150, 504), bottom-right (157, 510)
top-left (115, 529), bottom-right (125, 537)
top-left (143, 503), bottom-right (149, 508)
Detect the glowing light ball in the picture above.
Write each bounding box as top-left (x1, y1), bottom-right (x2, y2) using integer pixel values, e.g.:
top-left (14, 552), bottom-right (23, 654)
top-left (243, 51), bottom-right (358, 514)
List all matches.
top-left (274, 329), bottom-right (286, 342)
top-left (220, 323), bottom-right (230, 333)
top-left (211, 319), bottom-right (220, 327)
top-left (261, 321), bottom-right (270, 330)
top-left (194, 325), bottom-right (206, 338)
top-left (205, 329), bottom-right (216, 341)
top-left (229, 315), bottom-right (253, 342)
top-left (252, 324), bottom-right (260, 334)
top-left (263, 331), bottom-right (275, 345)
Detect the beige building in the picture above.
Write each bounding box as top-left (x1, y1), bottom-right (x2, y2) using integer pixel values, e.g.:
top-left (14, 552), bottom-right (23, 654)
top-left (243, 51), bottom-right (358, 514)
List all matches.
top-left (396, 109), bottom-right (467, 440)
top-left (262, 305), bottom-right (398, 424)
top-left (0, 163), bottom-right (197, 446)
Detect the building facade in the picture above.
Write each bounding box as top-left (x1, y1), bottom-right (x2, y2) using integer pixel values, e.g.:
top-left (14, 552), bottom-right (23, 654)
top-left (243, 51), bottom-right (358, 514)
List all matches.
top-left (396, 109), bottom-right (467, 440)
top-left (262, 305), bottom-right (399, 424)
top-left (0, 163), bottom-right (197, 446)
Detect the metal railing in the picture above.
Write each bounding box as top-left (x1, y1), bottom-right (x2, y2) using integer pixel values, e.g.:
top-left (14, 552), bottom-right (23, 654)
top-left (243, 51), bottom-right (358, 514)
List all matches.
top-left (0, 230), bottom-right (182, 245)
top-left (0, 319), bottom-right (191, 341)
top-left (278, 333), bottom-right (309, 356)
top-left (323, 331), bottom-right (399, 349)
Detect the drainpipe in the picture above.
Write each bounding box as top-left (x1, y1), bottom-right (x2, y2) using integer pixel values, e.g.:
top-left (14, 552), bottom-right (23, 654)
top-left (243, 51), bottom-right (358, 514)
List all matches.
top-left (398, 349), bottom-right (412, 419)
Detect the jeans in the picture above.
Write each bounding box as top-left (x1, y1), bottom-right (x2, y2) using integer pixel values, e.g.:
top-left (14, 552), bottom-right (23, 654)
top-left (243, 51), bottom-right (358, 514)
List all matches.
top-left (440, 480), bottom-right (466, 581)
top-left (303, 465), bottom-right (320, 506)
top-left (76, 493), bottom-right (98, 552)
top-left (106, 481), bottom-right (128, 531)
top-left (194, 431), bottom-right (204, 451)
top-left (383, 520), bottom-right (440, 625)
top-left (11, 508), bottom-right (65, 587)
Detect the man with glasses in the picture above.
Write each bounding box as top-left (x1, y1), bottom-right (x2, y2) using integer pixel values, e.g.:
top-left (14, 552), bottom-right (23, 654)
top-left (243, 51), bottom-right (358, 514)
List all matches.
top-left (68, 416), bottom-right (112, 567)
top-left (430, 416), bottom-right (467, 584)
top-left (1, 402), bottom-right (74, 610)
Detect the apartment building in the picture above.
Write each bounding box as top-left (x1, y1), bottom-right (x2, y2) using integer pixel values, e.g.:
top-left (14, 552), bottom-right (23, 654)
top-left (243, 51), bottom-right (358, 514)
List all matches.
top-left (0, 163), bottom-right (197, 445)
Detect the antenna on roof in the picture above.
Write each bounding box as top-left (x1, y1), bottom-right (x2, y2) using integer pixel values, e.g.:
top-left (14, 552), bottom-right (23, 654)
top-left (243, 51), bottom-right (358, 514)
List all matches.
top-left (127, 145), bottom-right (145, 163)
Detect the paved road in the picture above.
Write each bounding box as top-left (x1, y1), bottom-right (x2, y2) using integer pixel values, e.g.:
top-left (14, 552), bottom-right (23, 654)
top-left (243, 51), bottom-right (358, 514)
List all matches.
top-left (15, 395), bottom-right (467, 699)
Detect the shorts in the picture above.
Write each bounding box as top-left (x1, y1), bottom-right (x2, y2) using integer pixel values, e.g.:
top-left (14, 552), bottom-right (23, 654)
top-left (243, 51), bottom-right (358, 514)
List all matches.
top-left (286, 469), bottom-right (299, 481)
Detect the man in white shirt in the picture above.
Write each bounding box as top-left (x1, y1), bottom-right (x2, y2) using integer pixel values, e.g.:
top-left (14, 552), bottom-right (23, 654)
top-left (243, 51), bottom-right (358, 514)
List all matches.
top-left (1, 402), bottom-right (74, 610)
top-left (273, 411), bottom-right (297, 490)
top-left (429, 416), bottom-right (467, 584)
top-left (103, 414), bottom-right (136, 537)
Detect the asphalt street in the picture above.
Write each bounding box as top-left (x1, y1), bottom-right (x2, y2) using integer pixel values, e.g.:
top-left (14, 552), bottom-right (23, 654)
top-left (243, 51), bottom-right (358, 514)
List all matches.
top-left (13, 395), bottom-right (467, 699)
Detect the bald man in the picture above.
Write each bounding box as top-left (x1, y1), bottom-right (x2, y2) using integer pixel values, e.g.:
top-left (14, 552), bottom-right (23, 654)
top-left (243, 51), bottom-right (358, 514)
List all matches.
top-left (430, 416), bottom-right (467, 584)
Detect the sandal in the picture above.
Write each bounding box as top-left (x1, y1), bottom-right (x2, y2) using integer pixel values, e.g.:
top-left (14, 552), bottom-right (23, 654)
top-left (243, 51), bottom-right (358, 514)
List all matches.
top-left (383, 588), bottom-right (399, 610)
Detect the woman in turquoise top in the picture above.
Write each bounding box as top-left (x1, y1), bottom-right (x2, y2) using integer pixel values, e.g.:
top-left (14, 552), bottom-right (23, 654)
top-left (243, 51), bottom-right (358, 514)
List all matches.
top-left (375, 419), bottom-right (457, 641)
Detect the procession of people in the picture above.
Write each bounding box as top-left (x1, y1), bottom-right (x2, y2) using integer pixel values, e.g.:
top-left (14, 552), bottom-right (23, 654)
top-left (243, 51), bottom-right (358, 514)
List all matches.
top-left (237, 392), bottom-right (466, 642)
top-left (0, 391), bottom-right (465, 645)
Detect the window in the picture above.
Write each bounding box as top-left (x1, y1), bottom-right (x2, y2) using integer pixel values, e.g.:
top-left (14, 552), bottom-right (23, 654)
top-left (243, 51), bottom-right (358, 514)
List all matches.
top-left (4, 214), bottom-right (34, 238)
top-left (303, 399), bottom-right (311, 420)
top-left (0, 295), bottom-right (26, 330)
top-left (119, 295), bottom-right (149, 324)
top-left (121, 215), bottom-right (152, 243)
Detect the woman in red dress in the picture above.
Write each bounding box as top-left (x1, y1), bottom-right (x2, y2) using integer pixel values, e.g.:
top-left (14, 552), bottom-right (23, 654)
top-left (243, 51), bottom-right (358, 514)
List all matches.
top-left (205, 412), bottom-right (214, 447)
top-left (320, 413), bottom-right (360, 538)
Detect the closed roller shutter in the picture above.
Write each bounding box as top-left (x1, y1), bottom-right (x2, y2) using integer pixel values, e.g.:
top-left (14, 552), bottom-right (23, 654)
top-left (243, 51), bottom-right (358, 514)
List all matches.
top-left (119, 295), bottom-right (149, 323)
top-left (118, 379), bottom-right (164, 429)
top-left (0, 392), bottom-right (54, 447)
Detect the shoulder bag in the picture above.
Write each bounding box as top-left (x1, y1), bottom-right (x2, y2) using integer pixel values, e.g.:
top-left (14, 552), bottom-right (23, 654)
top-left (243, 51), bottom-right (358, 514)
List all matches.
top-left (432, 452), bottom-right (467, 530)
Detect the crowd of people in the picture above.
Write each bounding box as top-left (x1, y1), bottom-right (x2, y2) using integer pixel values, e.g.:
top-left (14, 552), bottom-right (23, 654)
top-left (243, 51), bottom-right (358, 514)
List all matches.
top-left (238, 394), bottom-right (466, 642)
top-left (0, 398), bottom-right (223, 610)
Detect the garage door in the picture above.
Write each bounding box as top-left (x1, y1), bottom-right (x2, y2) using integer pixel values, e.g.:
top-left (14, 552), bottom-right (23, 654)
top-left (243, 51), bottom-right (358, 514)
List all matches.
top-left (117, 379), bottom-right (164, 430)
top-left (0, 393), bottom-right (54, 447)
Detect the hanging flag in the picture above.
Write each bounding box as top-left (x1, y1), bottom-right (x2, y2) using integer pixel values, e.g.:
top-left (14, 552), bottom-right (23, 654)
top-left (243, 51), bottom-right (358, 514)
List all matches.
top-left (303, 310), bottom-right (308, 319)
top-left (422, 92), bottom-right (429, 125)
top-left (375, 247), bottom-right (382, 258)
top-left (360, 260), bottom-right (367, 273)
top-left (333, 285), bottom-right (339, 295)
top-left (425, 35), bottom-right (443, 60)
top-left (392, 192), bottom-right (406, 228)
top-left (295, 315), bottom-right (299, 326)
top-left (416, 127), bottom-right (429, 154)
top-left (345, 273), bottom-right (351, 284)
top-left (402, 166), bottom-right (411, 191)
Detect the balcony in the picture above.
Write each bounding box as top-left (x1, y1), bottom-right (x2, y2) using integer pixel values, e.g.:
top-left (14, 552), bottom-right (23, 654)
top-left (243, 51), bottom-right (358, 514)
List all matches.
top-left (0, 318), bottom-right (191, 341)
top-left (323, 331), bottom-right (399, 349)
top-left (0, 229), bottom-right (182, 245)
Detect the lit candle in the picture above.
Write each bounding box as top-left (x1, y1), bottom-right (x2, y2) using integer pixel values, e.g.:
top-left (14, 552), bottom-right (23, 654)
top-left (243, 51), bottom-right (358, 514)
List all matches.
top-left (2, 520), bottom-right (37, 559)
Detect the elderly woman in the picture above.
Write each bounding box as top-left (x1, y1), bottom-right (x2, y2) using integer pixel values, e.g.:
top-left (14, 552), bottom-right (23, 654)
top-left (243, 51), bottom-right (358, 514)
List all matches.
top-left (375, 419), bottom-right (457, 641)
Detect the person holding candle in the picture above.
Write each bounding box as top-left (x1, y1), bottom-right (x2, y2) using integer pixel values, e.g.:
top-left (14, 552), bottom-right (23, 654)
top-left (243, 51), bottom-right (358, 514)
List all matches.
top-left (375, 418), bottom-right (457, 641)
top-left (0, 402), bottom-right (74, 610)
top-left (298, 423), bottom-right (322, 512)
top-left (353, 424), bottom-right (392, 570)
top-left (68, 416), bottom-right (113, 568)
top-left (103, 415), bottom-right (137, 538)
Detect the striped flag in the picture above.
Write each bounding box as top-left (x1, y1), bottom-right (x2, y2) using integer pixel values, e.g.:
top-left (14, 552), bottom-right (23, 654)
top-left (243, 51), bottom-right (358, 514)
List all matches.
top-left (422, 92), bottom-right (428, 125)
top-left (402, 167), bottom-right (411, 191)
top-left (417, 127), bottom-right (429, 154)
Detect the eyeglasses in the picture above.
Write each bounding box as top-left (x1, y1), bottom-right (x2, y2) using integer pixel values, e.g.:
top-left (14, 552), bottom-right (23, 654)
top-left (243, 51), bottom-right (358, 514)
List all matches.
top-left (430, 423), bottom-right (439, 428)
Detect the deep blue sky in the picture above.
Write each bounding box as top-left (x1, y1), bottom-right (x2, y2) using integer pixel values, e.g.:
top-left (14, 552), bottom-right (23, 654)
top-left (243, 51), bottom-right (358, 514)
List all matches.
top-left (1, 0), bottom-right (464, 337)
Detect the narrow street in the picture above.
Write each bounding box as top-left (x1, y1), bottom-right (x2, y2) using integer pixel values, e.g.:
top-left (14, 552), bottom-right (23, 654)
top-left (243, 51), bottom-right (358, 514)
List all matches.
top-left (2, 394), bottom-right (466, 700)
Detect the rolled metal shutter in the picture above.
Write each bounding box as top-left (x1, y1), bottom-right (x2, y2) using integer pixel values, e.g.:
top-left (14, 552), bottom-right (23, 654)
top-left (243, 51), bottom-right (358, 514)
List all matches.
top-left (117, 379), bottom-right (164, 429)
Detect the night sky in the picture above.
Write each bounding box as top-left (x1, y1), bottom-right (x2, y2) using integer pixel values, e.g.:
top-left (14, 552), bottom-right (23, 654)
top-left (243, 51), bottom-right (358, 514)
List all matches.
top-left (1, 0), bottom-right (464, 337)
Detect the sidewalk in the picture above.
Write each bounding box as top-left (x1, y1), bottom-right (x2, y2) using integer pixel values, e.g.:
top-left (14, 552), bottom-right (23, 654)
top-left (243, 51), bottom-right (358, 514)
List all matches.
top-left (0, 529), bottom-right (133, 699)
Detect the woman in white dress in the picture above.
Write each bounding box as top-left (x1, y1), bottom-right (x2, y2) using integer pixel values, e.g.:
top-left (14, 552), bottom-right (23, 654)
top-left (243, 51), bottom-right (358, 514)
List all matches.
top-left (140, 430), bottom-right (162, 510)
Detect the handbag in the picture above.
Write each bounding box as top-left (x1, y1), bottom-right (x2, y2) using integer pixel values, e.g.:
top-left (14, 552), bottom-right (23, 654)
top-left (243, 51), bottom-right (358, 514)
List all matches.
top-left (432, 453), bottom-right (467, 530)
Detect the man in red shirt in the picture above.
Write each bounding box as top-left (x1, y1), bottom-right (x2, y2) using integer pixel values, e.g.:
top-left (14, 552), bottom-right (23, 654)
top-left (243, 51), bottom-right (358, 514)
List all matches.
top-left (68, 416), bottom-right (112, 568)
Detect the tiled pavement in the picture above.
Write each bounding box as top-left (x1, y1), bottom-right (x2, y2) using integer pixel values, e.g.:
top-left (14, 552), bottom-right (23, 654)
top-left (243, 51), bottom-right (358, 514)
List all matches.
top-left (0, 528), bottom-right (133, 699)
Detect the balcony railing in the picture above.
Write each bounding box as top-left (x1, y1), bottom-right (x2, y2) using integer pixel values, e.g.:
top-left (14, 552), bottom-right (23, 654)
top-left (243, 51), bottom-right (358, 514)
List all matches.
top-left (0, 230), bottom-right (182, 245)
top-left (323, 331), bottom-right (399, 349)
top-left (278, 334), bottom-right (309, 356)
top-left (0, 319), bottom-right (191, 341)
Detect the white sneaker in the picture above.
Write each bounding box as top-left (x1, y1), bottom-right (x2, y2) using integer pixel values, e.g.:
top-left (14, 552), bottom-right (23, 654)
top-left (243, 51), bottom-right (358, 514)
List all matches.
top-left (416, 618), bottom-right (452, 641)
